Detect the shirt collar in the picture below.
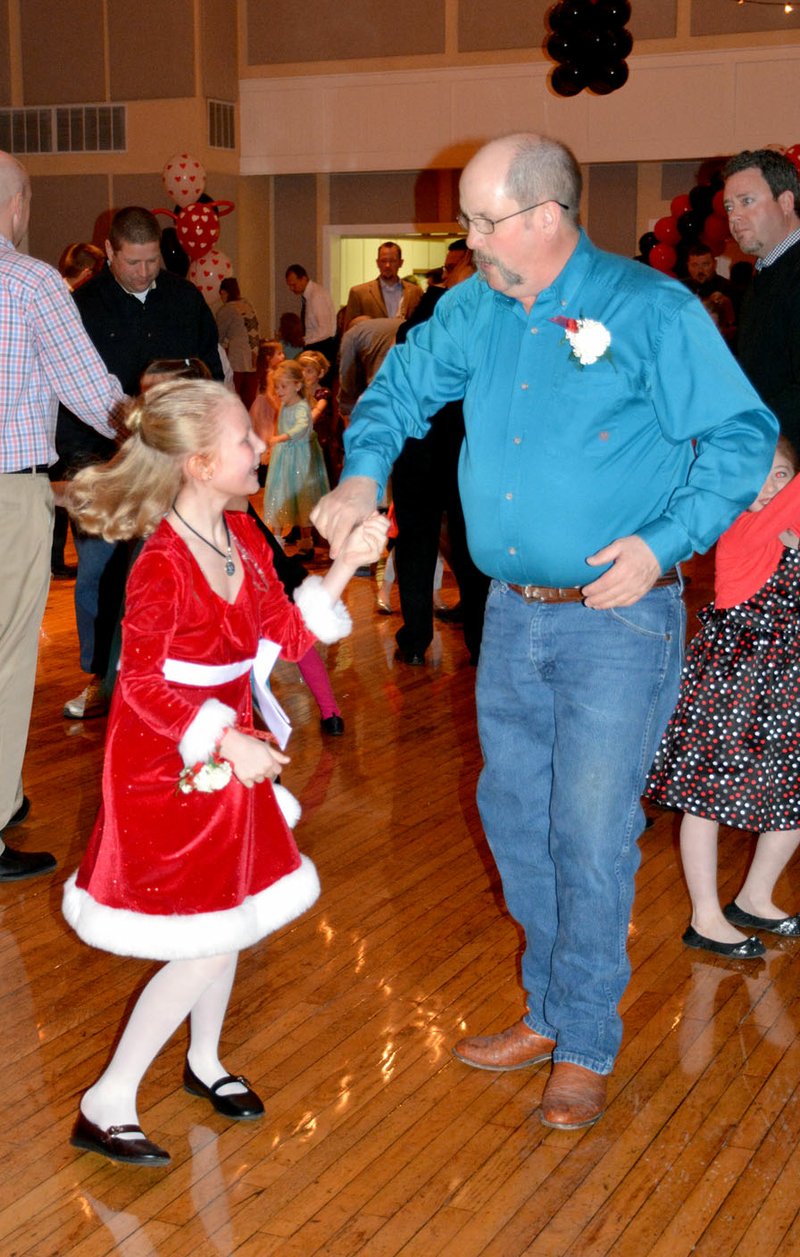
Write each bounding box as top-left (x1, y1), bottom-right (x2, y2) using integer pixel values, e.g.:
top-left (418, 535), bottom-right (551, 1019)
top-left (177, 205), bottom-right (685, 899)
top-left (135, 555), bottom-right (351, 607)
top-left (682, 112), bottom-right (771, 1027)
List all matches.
top-left (755, 224), bottom-right (800, 271)
top-left (488, 229), bottom-right (593, 320)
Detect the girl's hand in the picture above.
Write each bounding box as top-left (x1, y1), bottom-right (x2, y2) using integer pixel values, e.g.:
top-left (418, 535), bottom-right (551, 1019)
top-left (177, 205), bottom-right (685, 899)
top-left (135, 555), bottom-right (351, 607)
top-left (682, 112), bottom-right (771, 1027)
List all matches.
top-left (337, 511), bottom-right (391, 568)
top-left (218, 727), bottom-right (290, 788)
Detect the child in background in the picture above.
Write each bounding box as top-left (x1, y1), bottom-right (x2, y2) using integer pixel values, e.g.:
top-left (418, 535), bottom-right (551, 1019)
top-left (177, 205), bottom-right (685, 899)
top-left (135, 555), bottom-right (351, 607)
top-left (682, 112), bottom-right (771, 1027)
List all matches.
top-left (63, 379), bottom-right (387, 1166)
top-left (250, 340), bottom-right (285, 474)
top-left (264, 360), bottom-right (330, 560)
top-left (647, 437), bottom-right (800, 958)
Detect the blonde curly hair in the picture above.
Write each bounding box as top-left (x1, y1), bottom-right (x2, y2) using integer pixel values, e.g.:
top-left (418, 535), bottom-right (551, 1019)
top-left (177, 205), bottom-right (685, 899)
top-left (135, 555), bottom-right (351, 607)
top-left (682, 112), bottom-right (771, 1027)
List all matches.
top-left (67, 380), bottom-right (233, 541)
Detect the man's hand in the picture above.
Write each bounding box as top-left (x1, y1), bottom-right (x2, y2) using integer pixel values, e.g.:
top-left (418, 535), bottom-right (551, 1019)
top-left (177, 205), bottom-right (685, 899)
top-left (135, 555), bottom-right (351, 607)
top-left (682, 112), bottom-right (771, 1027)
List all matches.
top-left (310, 476), bottom-right (380, 558)
top-left (582, 535), bottom-right (662, 609)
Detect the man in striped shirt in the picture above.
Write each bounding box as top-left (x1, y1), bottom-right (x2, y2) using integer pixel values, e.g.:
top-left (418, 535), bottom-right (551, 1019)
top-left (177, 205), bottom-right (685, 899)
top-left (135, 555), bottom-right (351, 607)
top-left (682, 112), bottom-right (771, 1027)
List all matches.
top-left (0, 151), bottom-right (124, 882)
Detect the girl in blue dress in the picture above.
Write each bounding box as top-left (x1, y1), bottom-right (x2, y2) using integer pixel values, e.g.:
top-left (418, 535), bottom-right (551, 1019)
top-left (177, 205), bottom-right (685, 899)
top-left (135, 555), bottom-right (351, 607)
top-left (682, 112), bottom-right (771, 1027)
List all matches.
top-left (264, 360), bottom-right (330, 559)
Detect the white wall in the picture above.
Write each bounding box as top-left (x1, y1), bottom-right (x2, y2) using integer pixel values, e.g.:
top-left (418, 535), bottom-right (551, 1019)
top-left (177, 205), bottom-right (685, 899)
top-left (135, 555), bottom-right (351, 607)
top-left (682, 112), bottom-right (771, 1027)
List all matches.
top-left (240, 45), bottom-right (800, 175)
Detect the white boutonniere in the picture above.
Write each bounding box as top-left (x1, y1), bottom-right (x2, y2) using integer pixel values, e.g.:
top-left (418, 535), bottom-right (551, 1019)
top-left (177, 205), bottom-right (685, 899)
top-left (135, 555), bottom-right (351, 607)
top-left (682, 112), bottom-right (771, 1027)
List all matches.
top-left (551, 316), bottom-right (613, 368)
top-left (177, 756), bottom-right (233, 794)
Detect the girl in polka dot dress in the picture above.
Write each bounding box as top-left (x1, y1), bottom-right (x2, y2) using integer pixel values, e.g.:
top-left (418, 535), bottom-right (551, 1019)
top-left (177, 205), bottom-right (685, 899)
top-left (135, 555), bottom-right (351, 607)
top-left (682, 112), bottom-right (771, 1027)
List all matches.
top-left (646, 437), bottom-right (800, 958)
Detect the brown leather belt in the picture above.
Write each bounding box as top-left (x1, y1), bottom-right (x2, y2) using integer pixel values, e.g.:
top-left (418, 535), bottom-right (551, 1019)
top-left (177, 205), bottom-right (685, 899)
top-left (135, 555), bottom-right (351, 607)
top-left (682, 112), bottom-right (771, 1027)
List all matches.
top-left (507, 568), bottom-right (679, 604)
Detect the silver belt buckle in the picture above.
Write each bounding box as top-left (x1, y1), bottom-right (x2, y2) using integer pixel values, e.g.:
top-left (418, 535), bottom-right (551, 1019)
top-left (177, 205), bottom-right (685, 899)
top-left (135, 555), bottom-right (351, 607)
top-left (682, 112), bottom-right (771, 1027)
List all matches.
top-left (521, 585), bottom-right (544, 603)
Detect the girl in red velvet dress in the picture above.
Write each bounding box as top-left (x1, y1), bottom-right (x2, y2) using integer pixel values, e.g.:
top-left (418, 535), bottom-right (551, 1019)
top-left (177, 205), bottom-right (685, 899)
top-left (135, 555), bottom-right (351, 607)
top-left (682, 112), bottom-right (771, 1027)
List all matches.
top-left (647, 438), bottom-right (800, 959)
top-left (62, 379), bottom-right (387, 1167)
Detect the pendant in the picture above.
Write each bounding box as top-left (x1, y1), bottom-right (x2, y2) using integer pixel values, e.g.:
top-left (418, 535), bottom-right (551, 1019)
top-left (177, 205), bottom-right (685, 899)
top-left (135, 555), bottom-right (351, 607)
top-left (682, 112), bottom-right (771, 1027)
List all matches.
top-left (225, 558), bottom-right (235, 576)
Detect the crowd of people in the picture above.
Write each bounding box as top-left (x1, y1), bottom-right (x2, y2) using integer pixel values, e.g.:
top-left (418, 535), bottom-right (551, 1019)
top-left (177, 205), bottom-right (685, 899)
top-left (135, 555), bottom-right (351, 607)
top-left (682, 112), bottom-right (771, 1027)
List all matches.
top-left (1, 134), bottom-right (798, 1160)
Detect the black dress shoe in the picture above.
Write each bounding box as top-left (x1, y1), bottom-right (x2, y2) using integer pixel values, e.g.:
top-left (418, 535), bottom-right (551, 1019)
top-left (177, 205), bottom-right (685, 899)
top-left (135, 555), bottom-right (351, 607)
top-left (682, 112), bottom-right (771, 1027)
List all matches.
top-left (0, 843), bottom-right (56, 882)
top-left (320, 714), bottom-right (345, 736)
top-left (6, 796), bottom-right (30, 828)
top-left (183, 1060), bottom-right (264, 1120)
top-left (723, 901), bottom-right (800, 937)
top-left (682, 925), bottom-right (765, 958)
top-left (394, 647), bottom-right (426, 666)
top-left (71, 1112), bottom-right (170, 1166)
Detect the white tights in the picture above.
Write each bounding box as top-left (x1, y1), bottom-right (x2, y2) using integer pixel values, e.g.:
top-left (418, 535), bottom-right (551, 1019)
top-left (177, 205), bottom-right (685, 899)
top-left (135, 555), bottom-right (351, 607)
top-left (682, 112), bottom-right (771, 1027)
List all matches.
top-left (81, 951), bottom-right (240, 1132)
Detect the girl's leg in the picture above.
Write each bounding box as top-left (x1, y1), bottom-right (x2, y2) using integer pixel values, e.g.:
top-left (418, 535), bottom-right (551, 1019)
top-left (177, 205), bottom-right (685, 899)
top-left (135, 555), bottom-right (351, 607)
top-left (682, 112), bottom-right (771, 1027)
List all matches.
top-left (187, 952), bottom-right (249, 1095)
top-left (81, 953), bottom-right (237, 1133)
top-left (680, 813), bottom-right (750, 943)
top-left (297, 645), bottom-right (340, 720)
top-left (735, 829), bottom-right (800, 918)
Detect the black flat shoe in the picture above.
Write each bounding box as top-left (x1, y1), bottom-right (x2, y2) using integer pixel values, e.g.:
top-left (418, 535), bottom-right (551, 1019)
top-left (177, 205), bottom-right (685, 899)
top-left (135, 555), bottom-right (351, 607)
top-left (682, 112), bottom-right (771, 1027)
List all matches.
top-left (682, 925), bottom-right (765, 958)
top-left (0, 844), bottom-right (56, 882)
top-left (183, 1060), bottom-right (264, 1120)
top-left (723, 901), bottom-right (800, 937)
top-left (320, 714), bottom-right (345, 736)
top-left (6, 796), bottom-right (30, 828)
top-left (70, 1112), bottom-right (170, 1166)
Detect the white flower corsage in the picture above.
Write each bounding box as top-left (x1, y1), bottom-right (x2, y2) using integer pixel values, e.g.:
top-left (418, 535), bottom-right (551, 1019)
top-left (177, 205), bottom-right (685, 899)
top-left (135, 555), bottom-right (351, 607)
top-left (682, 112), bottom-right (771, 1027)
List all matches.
top-left (177, 756), bottom-right (233, 794)
top-left (551, 316), bottom-right (613, 368)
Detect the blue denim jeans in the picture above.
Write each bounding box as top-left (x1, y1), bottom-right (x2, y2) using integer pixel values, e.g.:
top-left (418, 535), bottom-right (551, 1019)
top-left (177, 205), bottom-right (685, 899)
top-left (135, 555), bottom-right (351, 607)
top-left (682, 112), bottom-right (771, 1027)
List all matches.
top-left (73, 533), bottom-right (127, 675)
top-left (475, 579), bottom-right (685, 1074)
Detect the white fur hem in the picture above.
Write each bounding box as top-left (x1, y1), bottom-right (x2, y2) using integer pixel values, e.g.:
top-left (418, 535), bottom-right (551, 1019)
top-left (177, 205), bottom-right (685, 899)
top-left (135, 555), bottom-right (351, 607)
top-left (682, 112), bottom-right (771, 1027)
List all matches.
top-left (62, 855), bottom-right (320, 960)
top-left (293, 575), bottom-right (352, 644)
top-left (178, 699), bottom-right (237, 767)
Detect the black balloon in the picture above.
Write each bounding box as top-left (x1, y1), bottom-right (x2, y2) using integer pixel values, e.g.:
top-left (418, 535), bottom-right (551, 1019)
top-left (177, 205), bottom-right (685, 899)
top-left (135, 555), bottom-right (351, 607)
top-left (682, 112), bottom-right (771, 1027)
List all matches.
top-left (596, 0), bottom-right (632, 22)
top-left (551, 61), bottom-right (589, 97)
top-left (676, 210), bottom-right (703, 241)
top-left (689, 185), bottom-right (714, 215)
top-left (638, 231), bottom-right (658, 260)
top-left (605, 27), bottom-right (633, 59)
top-left (160, 227), bottom-right (190, 277)
top-left (589, 61), bottom-right (629, 93)
top-left (548, 0), bottom-right (593, 32)
top-left (546, 30), bottom-right (588, 63)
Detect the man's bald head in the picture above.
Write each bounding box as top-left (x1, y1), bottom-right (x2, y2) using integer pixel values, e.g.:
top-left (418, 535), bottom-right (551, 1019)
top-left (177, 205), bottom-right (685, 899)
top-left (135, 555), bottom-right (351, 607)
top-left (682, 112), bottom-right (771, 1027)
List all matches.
top-left (0, 152), bottom-right (31, 245)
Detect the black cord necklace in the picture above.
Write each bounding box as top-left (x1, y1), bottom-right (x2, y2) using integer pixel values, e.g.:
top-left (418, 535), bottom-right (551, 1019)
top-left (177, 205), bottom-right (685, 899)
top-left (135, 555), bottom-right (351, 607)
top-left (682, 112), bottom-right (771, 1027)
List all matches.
top-left (171, 501), bottom-right (235, 576)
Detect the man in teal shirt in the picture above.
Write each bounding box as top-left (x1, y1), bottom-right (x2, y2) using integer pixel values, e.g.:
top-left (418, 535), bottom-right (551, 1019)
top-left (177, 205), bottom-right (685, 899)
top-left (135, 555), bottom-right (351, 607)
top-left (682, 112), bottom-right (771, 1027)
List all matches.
top-left (312, 134), bottom-right (777, 1130)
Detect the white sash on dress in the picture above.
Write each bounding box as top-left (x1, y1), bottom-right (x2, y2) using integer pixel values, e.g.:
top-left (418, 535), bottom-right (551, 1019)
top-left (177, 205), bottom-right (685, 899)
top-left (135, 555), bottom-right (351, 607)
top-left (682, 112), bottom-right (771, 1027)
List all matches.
top-left (162, 638), bottom-right (292, 748)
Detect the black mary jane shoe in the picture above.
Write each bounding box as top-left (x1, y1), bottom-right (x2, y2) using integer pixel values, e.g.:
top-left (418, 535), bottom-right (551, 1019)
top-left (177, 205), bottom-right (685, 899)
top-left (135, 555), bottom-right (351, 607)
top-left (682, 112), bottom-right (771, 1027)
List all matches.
top-left (320, 714), bottom-right (345, 737)
top-left (183, 1060), bottom-right (265, 1120)
top-left (71, 1112), bottom-right (170, 1166)
top-left (723, 901), bottom-right (800, 937)
top-left (682, 924), bottom-right (765, 958)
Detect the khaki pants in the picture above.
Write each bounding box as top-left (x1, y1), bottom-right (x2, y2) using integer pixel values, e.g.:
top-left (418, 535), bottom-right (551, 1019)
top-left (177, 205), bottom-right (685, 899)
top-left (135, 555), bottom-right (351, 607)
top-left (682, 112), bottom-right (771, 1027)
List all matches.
top-left (0, 472), bottom-right (53, 835)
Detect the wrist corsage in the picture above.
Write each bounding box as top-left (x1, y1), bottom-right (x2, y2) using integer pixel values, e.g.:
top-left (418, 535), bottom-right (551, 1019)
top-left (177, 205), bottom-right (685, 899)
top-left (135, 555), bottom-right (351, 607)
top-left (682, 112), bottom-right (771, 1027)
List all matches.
top-left (177, 755), bottom-right (233, 794)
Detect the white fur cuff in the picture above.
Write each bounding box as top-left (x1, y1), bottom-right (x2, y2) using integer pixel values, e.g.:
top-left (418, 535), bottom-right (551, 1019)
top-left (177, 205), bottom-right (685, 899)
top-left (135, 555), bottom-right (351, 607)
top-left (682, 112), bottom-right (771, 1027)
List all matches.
top-left (273, 782), bottom-right (301, 828)
top-left (178, 698), bottom-right (237, 767)
top-left (293, 575), bottom-right (352, 644)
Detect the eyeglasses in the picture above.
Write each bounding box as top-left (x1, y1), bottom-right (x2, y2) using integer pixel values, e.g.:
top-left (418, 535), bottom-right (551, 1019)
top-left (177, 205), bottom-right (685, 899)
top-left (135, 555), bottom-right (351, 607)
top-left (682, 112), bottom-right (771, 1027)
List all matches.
top-left (456, 200), bottom-right (569, 236)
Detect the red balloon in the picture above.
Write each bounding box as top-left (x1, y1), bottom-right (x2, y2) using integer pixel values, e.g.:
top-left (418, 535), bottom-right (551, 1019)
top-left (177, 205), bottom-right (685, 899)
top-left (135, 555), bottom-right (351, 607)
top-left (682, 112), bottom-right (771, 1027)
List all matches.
top-left (670, 194), bottom-right (691, 218)
top-left (654, 216), bottom-right (680, 246)
top-left (701, 214), bottom-right (729, 253)
top-left (712, 188), bottom-right (726, 217)
top-left (649, 243), bottom-right (677, 273)
top-left (785, 143), bottom-right (800, 174)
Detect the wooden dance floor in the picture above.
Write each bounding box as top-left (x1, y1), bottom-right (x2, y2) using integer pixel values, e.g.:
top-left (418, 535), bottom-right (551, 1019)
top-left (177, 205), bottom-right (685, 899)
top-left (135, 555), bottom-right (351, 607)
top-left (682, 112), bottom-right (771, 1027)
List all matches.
top-left (1, 539), bottom-right (799, 1256)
